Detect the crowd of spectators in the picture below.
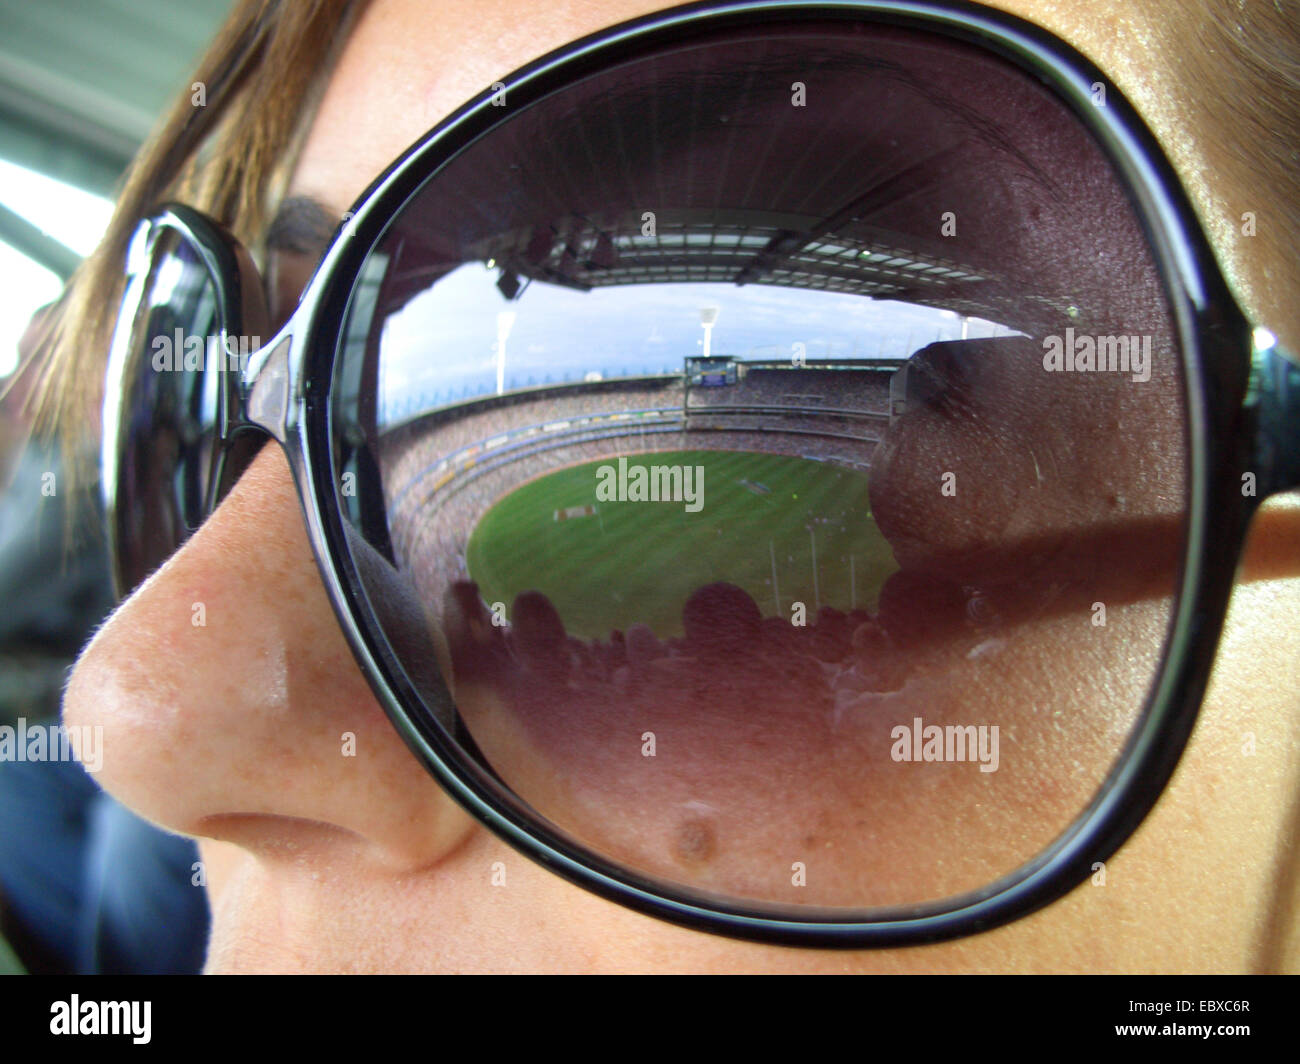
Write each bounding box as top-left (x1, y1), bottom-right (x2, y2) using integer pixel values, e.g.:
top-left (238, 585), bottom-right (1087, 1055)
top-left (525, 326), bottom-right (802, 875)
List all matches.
top-left (437, 568), bottom-right (993, 768)
top-left (685, 366), bottom-right (891, 412)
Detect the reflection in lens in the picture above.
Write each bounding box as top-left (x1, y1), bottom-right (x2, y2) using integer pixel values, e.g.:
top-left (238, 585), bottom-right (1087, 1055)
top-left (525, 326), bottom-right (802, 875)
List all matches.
top-left (331, 21), bottom-right (1187, 914)
top-left (113, 234), bottom-right (224, 592)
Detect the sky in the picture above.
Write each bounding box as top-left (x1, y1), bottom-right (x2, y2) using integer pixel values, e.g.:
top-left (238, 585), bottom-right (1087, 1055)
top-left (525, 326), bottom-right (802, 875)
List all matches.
top-left (378, 261), bottom-right (1013, 423)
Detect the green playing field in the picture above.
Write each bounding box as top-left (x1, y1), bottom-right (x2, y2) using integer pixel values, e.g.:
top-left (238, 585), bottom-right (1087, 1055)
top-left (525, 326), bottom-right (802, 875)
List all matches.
top-left (465, 449), bottom-right (897, 639)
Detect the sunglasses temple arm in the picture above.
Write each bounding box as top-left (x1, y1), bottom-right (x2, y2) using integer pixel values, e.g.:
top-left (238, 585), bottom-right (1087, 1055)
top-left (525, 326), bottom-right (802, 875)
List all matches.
top-left (1248, 336), bottom-right (1300, 498)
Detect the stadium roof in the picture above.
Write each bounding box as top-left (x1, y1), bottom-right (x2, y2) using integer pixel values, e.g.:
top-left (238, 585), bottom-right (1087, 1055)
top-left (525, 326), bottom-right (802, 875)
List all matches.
top-left (376, 23), bottom-right (1153, 340)
top-left (459, 208), bottom-right (1040, 331)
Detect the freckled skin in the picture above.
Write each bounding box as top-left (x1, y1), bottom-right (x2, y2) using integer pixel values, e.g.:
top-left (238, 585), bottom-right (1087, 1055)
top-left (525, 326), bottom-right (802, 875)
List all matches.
top-left (64, 0), bottom-right (1300, 971)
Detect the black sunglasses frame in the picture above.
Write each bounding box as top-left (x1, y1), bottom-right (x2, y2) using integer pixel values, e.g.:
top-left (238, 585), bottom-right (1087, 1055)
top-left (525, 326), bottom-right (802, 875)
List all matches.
top-left (104, 0), bottom-right (1300, 947)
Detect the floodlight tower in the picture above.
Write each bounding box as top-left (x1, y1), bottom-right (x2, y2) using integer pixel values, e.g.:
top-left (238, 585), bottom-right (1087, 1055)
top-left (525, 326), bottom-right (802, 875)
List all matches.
top-left (496, 309), bottom-right (516, 394)
top-left (699, 304), bottom-right (720, 358)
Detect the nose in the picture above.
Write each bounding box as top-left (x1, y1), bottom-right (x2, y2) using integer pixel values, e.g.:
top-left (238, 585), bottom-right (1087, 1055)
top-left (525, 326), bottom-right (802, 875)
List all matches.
top-left (64, 443), bottom-right (478, 871)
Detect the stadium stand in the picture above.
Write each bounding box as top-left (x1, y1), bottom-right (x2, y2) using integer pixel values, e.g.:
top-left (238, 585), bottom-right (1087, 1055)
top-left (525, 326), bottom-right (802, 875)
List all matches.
top-left (366, 362), bottom-right (954, 720)
top-left (376, 366), bottom-right (889, 605)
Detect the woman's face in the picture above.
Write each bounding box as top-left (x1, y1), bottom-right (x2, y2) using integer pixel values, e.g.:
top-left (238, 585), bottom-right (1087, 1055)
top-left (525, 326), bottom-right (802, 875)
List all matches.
top-left (66, 0), bottom-right (1300, 971)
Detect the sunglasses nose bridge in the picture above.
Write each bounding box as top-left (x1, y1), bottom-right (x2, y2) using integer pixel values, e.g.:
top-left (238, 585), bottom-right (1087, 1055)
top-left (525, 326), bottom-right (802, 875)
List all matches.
top-left (237, 327), bottom-right (296, 443)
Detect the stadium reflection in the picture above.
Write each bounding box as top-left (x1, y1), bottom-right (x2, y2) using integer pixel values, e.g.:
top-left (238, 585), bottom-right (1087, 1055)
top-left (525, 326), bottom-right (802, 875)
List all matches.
top-left (326, 19), bottom-right (1189, 911)
top-left (351, 304), bottom-right (1185, 910)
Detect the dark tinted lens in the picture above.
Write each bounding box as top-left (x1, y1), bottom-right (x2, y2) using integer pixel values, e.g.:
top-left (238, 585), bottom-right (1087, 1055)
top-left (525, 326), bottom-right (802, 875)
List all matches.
top-left (109, 231), bottom-right (226, 592)
top-left (331, 20), bottom-right (1187, 913)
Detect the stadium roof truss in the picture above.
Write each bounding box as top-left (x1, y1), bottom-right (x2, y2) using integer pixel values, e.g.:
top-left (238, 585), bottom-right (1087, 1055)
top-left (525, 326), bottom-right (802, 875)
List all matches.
top-left (472, 210), bottom-right (1067, 333)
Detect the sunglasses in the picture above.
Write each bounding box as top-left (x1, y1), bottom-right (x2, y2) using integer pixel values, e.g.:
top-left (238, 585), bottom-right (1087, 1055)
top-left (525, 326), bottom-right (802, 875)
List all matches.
top-left (102, 0), bottom-right (1299, 947)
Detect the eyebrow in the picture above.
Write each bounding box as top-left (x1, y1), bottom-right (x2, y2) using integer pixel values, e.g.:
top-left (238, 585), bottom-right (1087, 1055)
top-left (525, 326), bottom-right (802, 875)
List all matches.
top-left (265, 195), bottom-right (341, 258)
